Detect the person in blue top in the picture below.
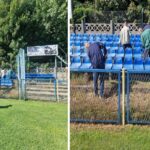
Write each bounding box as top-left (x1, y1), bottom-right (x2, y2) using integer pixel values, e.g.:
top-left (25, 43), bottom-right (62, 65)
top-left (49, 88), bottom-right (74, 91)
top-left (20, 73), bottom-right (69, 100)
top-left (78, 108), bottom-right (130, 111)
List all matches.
top-left (85, 42), bottom-right (107, 97)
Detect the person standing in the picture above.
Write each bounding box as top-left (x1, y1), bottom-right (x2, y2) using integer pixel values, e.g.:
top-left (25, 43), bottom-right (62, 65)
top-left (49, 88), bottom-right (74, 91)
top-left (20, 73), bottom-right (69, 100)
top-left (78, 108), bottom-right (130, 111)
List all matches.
top-left (120, 20), bottom-right (131, 49)
top-left (85, 42), bottom-right (107, 97)
top-left (1, 68), bottom-right (6, 79)
top-left (140, 24), bottom-right (150, 58)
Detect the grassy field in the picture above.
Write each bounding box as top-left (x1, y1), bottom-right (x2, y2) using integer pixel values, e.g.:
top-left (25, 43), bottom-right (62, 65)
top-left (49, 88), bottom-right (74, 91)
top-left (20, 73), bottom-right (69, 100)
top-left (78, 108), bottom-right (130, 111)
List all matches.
top-left (0, 99), bottom-right (67, 150)
top-left (71, 124), bottom-right (150, 150)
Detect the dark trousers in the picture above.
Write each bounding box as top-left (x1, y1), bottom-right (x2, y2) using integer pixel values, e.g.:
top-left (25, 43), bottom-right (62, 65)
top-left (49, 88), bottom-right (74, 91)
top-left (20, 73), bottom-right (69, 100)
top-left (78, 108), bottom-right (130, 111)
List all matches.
top-left (123, 43), bottom-right (132, 49)
top-left (93, 72), bottom-right (104, 97)
top-left (143, 49), bottom-right (150, 59)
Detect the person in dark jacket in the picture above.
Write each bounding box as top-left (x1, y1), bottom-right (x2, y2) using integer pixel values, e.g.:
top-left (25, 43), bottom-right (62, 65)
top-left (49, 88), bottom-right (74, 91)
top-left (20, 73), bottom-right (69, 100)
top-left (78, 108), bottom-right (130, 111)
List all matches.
top-left (85, 42), bottom-right (107, 97)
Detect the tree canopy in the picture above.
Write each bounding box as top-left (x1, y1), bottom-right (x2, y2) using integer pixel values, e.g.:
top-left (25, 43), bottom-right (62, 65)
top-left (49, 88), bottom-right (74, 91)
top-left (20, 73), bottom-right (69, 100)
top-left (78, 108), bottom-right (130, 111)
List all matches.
top-left (0, 0), bottom-right (67, 68)
top-left (72, 0), bottom-right (150, 23)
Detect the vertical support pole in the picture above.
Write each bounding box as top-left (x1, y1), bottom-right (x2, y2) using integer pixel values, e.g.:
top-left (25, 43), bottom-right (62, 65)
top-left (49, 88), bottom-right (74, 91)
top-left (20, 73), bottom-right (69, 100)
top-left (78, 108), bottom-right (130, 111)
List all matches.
top-left (126, 72), bottom-right (130, 123)
top-left (55, 56), bottom-right (58, 101)
top-left (118, 72), bottom-right (121, 124)
top-left (122, 69), bottom-right (125, 126)
top-left (19, 48), bottom-right (26, 100)
top-left (17, 54), bottom-right (21, 100)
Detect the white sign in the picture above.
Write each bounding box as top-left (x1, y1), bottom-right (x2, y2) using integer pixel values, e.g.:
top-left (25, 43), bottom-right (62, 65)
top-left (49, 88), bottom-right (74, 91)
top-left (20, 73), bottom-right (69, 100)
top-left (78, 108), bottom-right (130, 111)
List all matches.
top-left (27, 45), bottom-right (58, 56)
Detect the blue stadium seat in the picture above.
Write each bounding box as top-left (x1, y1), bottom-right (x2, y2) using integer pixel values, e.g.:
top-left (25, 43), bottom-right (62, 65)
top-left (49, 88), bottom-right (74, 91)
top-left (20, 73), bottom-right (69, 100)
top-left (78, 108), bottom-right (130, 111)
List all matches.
top-left (70, 56), bottom-right (81, 69)
top-left (107, 48), bottom-right (116, 57)
top-left (74, 42), bottom-right (81, 46)
top-left (95, 36), bottom-right (101, 42)
top-left (113, 37), bottom-right (119, 43)
top-left (134, 58), bottom-right (144, 70)
top-left (144, 58), bottom-right (150, 70)
top-left (112, 58), bottom-right (122, 70)
top-left (124, 57), bottom-right (133, 70)
top-left (105, 58), bottom-right (113, 69)
top-left (134, 42), bottom-right (142, 48)
top-left (0, 79), bottom-right (13, 87)
top-left (89, 35), bottom-right (95, 41)
top-left (82, 36), bottom-right (89, 41)
top-left (112, 42), bottom-right (119, 50)
top-left (133, 48), bottom-right (142, 58)
top-left (105, 42), bottom-right (113, 49)
top-left (72, 49), bottom-right (81, 56)
top-left (116, 47), bottom-right (124, 57)
top-left (80, 57), bottom-right (91, 69)
top-left (125, 48), bottom-right (132, 58)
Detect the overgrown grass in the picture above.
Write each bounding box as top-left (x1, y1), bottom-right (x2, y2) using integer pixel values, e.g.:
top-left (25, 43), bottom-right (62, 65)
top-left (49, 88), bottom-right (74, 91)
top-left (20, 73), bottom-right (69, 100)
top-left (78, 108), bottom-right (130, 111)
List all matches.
top-left (71, 124), bottom-right (150, 150)
top-left (71, 77), bottom-right (150, 121)
top-left (0, 99), bottom-right (67, 150)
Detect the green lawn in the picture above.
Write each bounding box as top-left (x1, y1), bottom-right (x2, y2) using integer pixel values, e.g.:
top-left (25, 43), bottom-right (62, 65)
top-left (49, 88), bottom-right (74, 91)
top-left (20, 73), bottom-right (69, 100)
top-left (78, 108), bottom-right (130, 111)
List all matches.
top-left (0, 99), bottom-right (67, 150)
top-left (71, 124), bottom-right (150, 150)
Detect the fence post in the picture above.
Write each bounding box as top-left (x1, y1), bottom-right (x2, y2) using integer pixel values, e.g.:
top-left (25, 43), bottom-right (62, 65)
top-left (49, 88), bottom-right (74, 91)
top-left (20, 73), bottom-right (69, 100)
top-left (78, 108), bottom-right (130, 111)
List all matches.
top-left (110, 20), bottom-right (114, 34)
top-left (122, 68), bottom-right (125, 126)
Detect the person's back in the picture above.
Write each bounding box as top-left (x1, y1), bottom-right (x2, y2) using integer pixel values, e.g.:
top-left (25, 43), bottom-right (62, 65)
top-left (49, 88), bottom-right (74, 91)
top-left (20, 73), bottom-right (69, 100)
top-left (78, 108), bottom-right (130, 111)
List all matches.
top-left (141, 29), bottom-right (150, 51)
top-left (1, 69), bottom-right (5, 78)
top-left (87, 43), bottom-right (106, 69)
top-left (120, 25), bottom-right (130, 45)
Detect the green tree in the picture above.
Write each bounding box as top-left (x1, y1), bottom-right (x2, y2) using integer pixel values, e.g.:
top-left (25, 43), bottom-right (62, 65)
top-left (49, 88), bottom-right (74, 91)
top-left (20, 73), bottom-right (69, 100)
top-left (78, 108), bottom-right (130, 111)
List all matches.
top-left (0, 0), bottom-right (67, 69)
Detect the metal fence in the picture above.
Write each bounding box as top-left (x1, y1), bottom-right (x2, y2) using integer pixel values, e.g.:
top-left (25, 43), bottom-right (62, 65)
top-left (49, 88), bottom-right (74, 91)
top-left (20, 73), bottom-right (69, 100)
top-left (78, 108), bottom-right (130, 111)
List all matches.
top-left (70, 69), bottom-right (150, 125)
top-left (126, 71), bottom-right (150, 125)
top-left (0, 68), bottom-right (68, 101)
top-left (70, 69), bottom-right (121, 124)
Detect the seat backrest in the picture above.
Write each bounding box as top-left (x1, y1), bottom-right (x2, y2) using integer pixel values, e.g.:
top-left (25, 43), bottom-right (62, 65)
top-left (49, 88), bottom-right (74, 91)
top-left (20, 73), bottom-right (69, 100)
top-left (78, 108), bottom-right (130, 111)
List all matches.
top-left (116, 47), bottom-right (124, 53)
top-left (106, 58), bottom-right (112, 64)
top-left (109, 48), bottom-right (116, 53)
top-left (83, 57), bottom-right (90, 63)
top-left (134, 58), bottom-right (143, 64)
top-left (114, 58), bottom-right (122, 64)
top-left (124, 58), bottom-right (133, 64)
top-left (73, 57), bottom-right (81, 63)
top-left (125, 48), bottom-right (132, 53)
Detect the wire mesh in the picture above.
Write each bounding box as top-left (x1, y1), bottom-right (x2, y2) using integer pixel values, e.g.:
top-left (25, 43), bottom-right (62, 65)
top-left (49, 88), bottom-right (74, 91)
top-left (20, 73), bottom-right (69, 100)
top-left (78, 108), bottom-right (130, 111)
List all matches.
top-left (127, 71), bottom-right (150, 124)
top-left (0, 79), bottom-right (19, 99)
top-left (70, 70), bottom-right (121, 124)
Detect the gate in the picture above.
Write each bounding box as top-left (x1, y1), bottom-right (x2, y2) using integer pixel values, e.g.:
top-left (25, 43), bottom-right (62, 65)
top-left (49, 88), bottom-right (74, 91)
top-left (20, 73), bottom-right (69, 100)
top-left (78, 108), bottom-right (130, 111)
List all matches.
top-left (126, 70), bottom-right (150, 125)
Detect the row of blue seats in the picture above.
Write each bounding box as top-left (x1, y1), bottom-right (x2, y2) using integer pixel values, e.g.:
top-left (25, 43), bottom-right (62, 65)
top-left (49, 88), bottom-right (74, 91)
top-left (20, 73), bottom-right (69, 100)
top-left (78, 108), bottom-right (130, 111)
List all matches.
top-left (71, 33), bottom-right (140, 38)
top-left (106, 57), bottom-right (150, 70)
top-left (70, 56), bottom-right (150, 70)
top-left (70, 42), bottom-right (142, 48)
top-left (70, 38), bottom-right (141, 43)
top-left (70, 47), bottom-right (143, 58)
top-left (0, 79), bottom-right (13, 87)
top-left (26, 73), bottom-right (55, 79)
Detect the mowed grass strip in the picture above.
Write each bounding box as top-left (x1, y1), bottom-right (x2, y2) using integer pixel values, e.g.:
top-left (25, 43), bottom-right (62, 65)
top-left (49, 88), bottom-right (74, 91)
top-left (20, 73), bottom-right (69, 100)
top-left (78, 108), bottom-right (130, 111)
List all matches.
top-left (71, 124), bottom-right (150, 150)
top-left (0, 99), bottom-right (67, 150)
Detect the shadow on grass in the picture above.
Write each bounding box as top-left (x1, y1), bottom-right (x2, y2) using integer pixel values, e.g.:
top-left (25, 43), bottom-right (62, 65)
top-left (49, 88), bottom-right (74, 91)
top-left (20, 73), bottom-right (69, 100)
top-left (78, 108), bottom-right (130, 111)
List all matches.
top-left (0, 105), bottom-right (12, 108)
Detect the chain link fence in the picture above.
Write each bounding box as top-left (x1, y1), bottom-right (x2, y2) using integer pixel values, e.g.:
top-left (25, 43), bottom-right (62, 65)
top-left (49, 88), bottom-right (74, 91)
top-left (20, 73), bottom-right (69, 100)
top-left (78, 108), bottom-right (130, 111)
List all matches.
top-left (70, 69), bottom-right (121, 124)
top-left (126, 71), bottom-right (150, 124)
